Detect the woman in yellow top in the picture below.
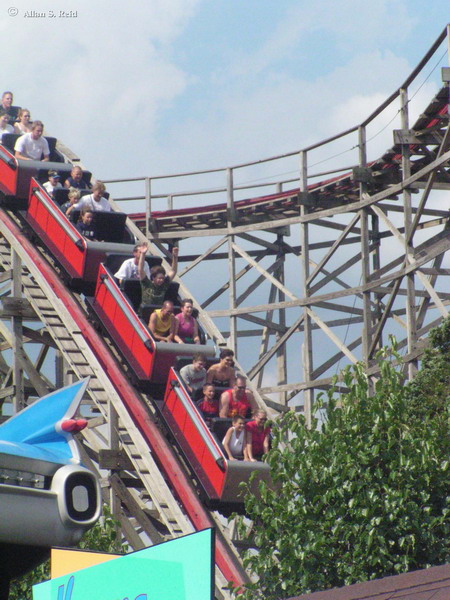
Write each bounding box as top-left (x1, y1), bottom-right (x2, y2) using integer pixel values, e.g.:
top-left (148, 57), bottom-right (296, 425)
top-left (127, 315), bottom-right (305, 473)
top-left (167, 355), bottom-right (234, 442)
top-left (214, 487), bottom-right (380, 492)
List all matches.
top-left (148, 300), bottom-right (176, 342)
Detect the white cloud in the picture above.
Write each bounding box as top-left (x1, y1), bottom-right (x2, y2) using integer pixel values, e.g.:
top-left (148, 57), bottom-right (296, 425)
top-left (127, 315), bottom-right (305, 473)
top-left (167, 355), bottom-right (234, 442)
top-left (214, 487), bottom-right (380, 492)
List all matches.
top-left (1, 0), bottom-right (446, 189)
top-left (2, 0), bottom-right (201, 176)
top-left (221, 0), bottom-right (415, 82)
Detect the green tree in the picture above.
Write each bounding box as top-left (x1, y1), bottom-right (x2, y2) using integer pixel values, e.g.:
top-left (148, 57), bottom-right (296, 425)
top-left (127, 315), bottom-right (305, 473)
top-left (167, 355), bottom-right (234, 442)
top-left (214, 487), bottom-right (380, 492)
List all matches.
top-left (9, 505), bottom-right (128, 600)
top-left (233, 325), bottom-right (449, 600)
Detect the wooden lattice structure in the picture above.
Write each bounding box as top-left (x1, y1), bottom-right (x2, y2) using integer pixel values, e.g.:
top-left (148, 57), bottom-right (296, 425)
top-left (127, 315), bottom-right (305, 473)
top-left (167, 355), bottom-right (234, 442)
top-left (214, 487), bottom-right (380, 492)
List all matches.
top-left (0, 25), bottom-right (449, 595)
top-left (103, 25), bottom-right (450, 424)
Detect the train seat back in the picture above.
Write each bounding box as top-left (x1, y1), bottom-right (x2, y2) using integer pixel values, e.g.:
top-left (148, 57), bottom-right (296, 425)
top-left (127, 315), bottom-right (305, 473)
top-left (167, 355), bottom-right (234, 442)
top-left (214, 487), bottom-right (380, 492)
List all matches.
top-left (2, 133), bottom-right (63, 162)
top-left (52, 187), bottom-right (70, 206)
top-left (69, 210), bottom-right (128, 243)
top-left (95, 211), bottom-right (128, 243)
top-left (38, 169), bottom-right (93, 189)
top-left (78, 189), bottom-right (110, 199)
top-left (53, 187), bottom-right (98, 208)
top-left (174, 356), bottom-right (193, 372)
top-left (11, 159), bottom-right (75, 203)
top-left (104, 253), bottom-right (162, 279)
top-left (139, 282), bottom-right (181, 319)
top-left (151, 341), bottom-right (215, 387)
top-left (210, 418), bottom-right (232, 446)
top-left (164, 281), bottom-right (180, 304)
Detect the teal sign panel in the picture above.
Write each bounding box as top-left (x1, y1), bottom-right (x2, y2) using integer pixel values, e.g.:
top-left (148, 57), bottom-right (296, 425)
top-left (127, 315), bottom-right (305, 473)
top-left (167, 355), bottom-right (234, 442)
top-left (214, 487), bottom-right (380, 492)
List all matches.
top-left (33, 528), bottom-right (214, 600)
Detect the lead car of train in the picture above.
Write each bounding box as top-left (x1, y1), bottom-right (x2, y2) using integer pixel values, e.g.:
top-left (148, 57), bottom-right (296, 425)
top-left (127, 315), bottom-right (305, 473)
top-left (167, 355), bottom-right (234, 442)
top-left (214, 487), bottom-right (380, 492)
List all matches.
top-left (0, 137), bottom-right (272, 512)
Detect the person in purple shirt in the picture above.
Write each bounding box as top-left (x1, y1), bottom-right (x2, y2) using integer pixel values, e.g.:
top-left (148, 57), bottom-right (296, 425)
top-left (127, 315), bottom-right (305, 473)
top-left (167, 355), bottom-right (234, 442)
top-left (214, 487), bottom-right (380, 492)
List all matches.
top-left (174, 298), bottom-right (200, 344)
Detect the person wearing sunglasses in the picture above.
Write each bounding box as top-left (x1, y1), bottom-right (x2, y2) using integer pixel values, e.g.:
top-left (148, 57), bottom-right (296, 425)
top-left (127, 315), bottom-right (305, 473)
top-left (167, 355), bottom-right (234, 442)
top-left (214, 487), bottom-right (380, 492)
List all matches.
top-left (219, 375), bottom-right (258, 418)
top-left (245, 410), bottom-right (270, 462)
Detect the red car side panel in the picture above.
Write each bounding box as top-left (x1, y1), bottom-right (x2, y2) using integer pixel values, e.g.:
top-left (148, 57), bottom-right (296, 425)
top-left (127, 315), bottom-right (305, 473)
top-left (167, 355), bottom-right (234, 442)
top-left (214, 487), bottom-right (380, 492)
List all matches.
top-left (0, 147), bottom-right (17, 197)
top-left (92, 265), bottom-right (156, 381)
top-left (162, 371), bottom-right (226, 500)
top-left (27, 180), bottom-right (87, 279)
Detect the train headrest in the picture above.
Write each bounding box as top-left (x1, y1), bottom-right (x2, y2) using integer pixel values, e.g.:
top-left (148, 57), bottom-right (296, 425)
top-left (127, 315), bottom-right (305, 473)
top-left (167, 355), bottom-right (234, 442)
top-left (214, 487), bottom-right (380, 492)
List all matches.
top-left (174, 356), bottom-right (193, 371)
top-left (164, 282), bottom-right (180, 304)
top-left (105, 253), bottom-right (163, 278)
top-left (210, 418), bottom-right (232, 442)
top-left (1, 133), bottom-right (21, 153)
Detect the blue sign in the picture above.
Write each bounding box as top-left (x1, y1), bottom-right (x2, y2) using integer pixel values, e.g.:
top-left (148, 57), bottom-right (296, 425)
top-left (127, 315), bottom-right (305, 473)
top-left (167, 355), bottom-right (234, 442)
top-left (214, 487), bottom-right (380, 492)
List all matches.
top-left (33, 528), bottom-right (214, 600)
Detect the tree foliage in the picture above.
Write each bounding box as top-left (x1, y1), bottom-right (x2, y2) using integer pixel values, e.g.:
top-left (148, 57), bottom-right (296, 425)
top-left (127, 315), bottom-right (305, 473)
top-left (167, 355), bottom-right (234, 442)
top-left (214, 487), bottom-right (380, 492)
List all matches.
top-left (9, 505), bottom-right (128, 600)
top-left (233, 323), bottom-right (450, 600)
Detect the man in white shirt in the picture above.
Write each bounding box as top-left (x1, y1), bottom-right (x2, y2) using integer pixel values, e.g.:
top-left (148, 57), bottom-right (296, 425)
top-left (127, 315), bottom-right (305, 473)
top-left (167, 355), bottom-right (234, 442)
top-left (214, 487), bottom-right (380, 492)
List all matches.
top-left (114, 244), bottom-right (150, 285)
top-left (67, 181), bottom-right (111, 214)
top-left (14, 120), bottom-right (50, 161)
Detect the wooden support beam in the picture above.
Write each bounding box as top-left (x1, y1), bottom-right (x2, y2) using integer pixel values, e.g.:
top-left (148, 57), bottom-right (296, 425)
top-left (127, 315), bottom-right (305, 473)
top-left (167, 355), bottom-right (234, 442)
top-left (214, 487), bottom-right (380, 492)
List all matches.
top-left (200, 254), bottom-right (265, 309)
top-left (231, 241), bottom-right (298, 301)
top-left (110, 474), bottom-right (166, 545)
top-left (307, 214), bottom-right (361, 286)
top-left (0, 297), bottom-right (38, 319)
top-left (11, 250), bottom-right (24, 412)
top-left (306, 307), bottom-right (359, 365)
top-left (206, 230), bottom-right (450, 318)
top-left (178, 236), bottom-right (227, 277)
top-left (256, 283), bottom-right (278, 389)
top-left (236, 257), bottom-right (285, 307)
top-left (248, 314), bottom-right (304, 380)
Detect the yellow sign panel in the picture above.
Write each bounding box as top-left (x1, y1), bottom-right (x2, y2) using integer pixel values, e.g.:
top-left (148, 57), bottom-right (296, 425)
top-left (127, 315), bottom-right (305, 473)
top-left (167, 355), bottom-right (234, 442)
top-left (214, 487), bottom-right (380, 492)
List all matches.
top-left (50, 548), bottom-right (120, 579)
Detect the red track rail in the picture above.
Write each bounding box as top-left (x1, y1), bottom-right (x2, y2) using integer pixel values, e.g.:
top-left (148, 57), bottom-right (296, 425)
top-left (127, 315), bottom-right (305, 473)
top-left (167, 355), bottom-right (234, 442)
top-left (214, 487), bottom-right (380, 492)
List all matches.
top-left (0, 209), bottom-right (248, 588)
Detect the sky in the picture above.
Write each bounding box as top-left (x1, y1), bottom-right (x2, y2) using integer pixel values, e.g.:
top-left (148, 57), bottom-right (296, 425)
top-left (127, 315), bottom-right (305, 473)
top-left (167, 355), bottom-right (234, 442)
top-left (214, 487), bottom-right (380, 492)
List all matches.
top-left (2, 1), bottom-right (448, 184)
top-left (1, 2), bottom-right (449, 395)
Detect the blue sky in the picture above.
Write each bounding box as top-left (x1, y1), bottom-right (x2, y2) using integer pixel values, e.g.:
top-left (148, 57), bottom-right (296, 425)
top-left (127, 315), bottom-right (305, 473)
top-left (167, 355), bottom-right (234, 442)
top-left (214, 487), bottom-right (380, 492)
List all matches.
top-left (2, 1), bottom-right (448, 182)
top-left (1, 2), bottom-right (448, 392)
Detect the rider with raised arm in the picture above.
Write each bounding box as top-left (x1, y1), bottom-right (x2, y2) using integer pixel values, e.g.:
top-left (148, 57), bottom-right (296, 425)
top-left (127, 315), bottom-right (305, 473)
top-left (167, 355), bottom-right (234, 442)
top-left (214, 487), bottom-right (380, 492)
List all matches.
top-left (138, 242), bottom-right (178, 308)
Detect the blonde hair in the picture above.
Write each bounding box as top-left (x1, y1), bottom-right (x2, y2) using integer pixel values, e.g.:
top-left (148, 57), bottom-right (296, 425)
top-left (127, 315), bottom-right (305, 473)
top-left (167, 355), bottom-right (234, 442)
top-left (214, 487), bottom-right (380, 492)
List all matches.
top-left (18, 108), bottom-right (31, 120)
top-left (92, 181), bottom-right (106, 194)
top-left (68, 187), bottom-right (80, 201)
